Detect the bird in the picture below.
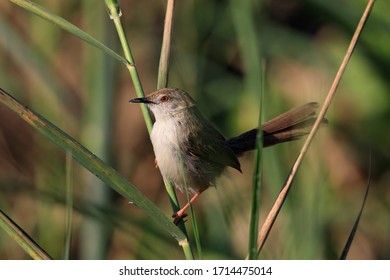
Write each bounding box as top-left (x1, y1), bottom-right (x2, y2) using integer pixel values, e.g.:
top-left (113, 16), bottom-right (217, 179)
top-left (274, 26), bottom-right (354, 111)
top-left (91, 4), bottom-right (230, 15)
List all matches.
top-left (130, 88), bottom-right (323, 224)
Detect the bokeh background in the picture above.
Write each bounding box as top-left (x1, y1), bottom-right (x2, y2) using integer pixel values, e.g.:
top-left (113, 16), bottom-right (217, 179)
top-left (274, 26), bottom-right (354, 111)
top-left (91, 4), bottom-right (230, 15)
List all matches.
top-left (0, 0), bottom-right (389, 259)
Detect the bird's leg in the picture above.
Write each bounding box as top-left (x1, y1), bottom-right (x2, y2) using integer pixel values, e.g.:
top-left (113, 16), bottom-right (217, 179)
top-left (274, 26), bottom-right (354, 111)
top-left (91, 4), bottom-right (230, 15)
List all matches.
top-left (154, 158), bottom-right (158, 169)
top-left (172, 189), bottom-right (205, 225)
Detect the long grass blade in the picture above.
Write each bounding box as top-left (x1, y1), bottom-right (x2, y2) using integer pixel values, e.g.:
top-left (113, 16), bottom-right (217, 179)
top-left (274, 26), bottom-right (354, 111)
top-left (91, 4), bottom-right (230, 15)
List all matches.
top-left (63, 151), bottom-right (73, 260)
top-left (10, 0), bottom-right (127, 65)
top-left (247, 60), bottom-right (265, 260)
top-left (339, 152), bottom-right (372, 260)
top-left (256, 0), bottom-right (376, 255)
top-left (0, 209), bottom-right (52, 260)
top-left (230, 0), bottom-right (263, 259)
top-left (0, 88), bottom-right (187, 244)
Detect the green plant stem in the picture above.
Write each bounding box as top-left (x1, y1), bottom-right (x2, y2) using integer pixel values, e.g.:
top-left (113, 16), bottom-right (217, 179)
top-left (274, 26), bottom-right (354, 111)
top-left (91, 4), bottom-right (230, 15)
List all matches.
top-left (105, 0), bottom-right (187, 241)
top-left (104, 0), bottom-right (194, 259)
top-left (104, 0), bottom-right (153, 132)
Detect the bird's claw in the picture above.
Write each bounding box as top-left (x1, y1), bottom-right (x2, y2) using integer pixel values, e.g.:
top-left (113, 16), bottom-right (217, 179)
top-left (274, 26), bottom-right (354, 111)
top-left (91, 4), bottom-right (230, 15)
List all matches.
top-left (172, 212), bottom-right (188, 225)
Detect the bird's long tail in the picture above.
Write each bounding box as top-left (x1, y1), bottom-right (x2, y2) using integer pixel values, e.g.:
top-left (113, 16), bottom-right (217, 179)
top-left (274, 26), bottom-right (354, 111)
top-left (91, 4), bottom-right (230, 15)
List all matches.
top-left (225, 102), bottom-right (327, 156)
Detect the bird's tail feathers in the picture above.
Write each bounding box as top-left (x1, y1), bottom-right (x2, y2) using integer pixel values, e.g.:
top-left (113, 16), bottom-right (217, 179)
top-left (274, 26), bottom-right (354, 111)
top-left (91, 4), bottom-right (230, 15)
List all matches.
top-left (225, 102), bottom-right (327, 155)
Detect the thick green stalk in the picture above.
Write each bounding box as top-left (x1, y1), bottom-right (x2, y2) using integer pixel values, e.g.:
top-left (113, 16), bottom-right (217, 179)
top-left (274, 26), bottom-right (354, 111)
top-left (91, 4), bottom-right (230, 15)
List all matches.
top-left (104, 0), bottom-right (153, 132)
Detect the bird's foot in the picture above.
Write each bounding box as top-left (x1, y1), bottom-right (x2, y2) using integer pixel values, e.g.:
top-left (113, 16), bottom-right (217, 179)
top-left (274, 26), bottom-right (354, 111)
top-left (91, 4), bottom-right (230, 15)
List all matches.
top-left (172, 211), bottom-right (188, 225)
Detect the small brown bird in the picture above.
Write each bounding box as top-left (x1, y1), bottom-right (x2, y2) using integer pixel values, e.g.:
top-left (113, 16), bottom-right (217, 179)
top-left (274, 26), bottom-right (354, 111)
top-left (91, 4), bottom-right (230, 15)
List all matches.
top-left (131, 88), bottom-right (322, 224)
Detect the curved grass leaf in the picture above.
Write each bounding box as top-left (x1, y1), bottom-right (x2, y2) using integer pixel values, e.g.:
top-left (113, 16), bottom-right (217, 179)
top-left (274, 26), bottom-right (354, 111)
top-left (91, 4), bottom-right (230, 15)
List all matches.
top-left (0, 209), bottom-right (52, 260)
top-left (10, 0), bottom-right (128, 65)
top-left (339, 153), bottom-right (372, 260)
top-left (0, 88), bottom-right (187, 244)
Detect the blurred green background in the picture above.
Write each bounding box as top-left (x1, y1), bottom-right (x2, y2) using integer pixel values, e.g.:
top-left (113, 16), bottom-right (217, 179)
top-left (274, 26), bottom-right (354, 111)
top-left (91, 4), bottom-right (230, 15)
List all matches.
top-left (0, 0), bottom-right (389, 259)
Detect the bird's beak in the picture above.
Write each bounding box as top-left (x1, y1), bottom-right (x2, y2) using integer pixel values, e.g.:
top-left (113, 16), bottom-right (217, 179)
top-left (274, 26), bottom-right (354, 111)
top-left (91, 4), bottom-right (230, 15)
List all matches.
top-left (129, 97), bottom-right (154, 104)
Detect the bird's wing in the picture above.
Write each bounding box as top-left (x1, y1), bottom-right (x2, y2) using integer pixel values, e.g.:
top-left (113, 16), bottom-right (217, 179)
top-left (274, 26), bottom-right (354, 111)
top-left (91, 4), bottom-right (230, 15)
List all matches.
top-left (184, 121), bottom-right (242, 172)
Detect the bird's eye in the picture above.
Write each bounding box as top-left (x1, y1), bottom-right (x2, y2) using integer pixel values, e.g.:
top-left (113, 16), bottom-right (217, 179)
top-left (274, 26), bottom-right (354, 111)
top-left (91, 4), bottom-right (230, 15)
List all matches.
top-left (160, 95), bottom-right (169, 103)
